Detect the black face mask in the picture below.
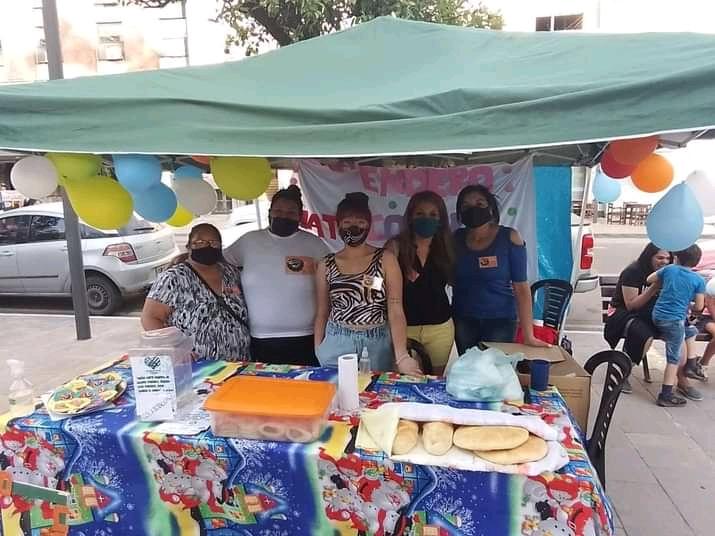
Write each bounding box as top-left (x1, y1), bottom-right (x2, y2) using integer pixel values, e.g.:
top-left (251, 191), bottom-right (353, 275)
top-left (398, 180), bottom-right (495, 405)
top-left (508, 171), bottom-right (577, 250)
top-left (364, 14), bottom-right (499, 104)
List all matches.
top-left (190, 246), bottom-right (222, 266)
top-left (339, 225), bottom-right (369, 247)
top-left (460, 206), bottom-right (493, 229)
top-left (270, 217), bottom-right (299, 237)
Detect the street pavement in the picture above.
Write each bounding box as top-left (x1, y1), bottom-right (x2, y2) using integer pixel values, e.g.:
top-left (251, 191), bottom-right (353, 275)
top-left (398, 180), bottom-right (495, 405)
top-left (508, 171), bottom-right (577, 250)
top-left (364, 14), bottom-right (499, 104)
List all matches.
top-left (2, 313), bottom-right (715, 535)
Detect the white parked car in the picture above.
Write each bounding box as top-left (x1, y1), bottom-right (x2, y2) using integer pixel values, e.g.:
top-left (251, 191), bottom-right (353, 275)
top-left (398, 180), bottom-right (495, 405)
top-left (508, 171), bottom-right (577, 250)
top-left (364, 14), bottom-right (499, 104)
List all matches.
top-left (0, 203), bottom-right (179, 315)
top-left (571, 215), bottom-right (598, 293)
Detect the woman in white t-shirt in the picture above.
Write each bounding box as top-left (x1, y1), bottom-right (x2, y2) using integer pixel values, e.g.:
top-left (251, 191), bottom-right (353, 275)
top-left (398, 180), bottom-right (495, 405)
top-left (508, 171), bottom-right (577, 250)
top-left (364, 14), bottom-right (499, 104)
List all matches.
top-left (223, 185), bottom-right (330, 365)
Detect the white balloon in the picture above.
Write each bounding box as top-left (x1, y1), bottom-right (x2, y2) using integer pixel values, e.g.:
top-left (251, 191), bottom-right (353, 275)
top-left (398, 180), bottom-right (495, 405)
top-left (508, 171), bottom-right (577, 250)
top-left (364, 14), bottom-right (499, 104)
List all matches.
top-left (10, 156), bottom-right (59, 199)
top-left (686, 170), bottom-right (715, 216)
top-left (172, 178), bottom-right (217, 216)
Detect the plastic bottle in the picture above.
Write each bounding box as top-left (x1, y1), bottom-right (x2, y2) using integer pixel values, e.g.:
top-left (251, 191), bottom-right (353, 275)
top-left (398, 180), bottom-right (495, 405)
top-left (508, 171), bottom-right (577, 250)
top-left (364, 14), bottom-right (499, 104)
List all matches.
top-left (7, 360), bottom-right (34, 415)
top-left (359, 347), bottom-right (371, 375)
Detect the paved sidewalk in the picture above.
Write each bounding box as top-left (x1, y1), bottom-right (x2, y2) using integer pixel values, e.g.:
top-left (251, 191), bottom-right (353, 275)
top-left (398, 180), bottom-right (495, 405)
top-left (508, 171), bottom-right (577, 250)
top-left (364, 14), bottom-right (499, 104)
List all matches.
top-left (2, 314), bottom-right (714, 535)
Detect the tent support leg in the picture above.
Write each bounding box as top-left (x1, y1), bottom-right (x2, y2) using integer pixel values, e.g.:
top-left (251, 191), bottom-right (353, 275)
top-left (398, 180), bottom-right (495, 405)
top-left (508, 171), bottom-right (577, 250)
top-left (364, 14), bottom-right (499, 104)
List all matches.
top-left (44, 0), bottom-right (91, 340)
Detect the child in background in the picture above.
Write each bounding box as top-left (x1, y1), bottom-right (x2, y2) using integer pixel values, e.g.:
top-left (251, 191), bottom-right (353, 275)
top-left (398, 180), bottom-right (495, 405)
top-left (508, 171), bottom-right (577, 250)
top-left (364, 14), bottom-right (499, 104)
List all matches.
top-left (648, 245), bottom-right (705, 407)
top-left (687, 277), bottom-right (715, 381)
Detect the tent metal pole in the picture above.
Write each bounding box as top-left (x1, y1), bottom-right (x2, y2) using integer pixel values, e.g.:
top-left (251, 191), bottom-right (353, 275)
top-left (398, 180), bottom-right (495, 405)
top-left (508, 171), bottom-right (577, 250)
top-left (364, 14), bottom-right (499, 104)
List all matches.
top-left (42, 0), bottom-right (91, 340)
top-left (255, 201), bottom-right (263, 229)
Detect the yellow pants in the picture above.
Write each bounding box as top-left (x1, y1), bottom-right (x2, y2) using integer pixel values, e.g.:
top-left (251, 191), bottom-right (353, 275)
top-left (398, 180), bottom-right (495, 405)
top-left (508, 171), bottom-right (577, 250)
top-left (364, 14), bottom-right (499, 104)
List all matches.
top-left (406, 319), bottom-right (455, 370)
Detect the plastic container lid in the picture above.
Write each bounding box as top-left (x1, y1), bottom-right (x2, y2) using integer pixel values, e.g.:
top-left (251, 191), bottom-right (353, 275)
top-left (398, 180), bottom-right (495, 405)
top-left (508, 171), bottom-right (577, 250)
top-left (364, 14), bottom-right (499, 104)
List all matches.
top-left (204, 376), bottom-right (336, 418)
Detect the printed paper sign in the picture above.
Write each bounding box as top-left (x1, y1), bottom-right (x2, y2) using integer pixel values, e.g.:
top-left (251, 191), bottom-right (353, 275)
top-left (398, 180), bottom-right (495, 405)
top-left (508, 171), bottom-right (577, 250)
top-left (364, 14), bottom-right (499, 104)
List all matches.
top-left (130, 353), bottom-right (178, 421)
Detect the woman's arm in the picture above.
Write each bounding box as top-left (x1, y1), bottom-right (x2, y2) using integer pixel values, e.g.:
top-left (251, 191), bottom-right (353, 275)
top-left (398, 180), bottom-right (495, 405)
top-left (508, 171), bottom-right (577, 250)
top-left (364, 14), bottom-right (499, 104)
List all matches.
top-left (314, 260), bottom-right (330, 348)
top-left (141, 298), bottom-right (171, 331)
top-left (621, 284), bottom-right (658, 312)
top-left (509, 229), bottom-right (549, 347)
top-left (384, 251), bottom-right (422, 374)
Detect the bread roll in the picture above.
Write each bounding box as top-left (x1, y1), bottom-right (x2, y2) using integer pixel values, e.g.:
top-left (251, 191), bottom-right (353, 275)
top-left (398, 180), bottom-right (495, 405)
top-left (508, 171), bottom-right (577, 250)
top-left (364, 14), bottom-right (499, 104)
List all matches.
top-left (474, 435), bottom-right (548, 465)
top-left (422, 422), bottom-right (454, 456)
top-left (392, 420), bottom-right (419, 455)
top-left (453, 425), bottom-right (529, 451)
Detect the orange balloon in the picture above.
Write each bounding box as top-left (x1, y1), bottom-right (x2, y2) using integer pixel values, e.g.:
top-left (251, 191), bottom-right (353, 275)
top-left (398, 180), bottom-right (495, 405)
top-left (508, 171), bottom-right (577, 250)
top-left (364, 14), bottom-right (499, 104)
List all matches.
top-left (631, 153), bottom-right (673, 193)
top-left (191, 155), bottom-right (211, 165)
top-left (608, 136), bottom-right (659, 165)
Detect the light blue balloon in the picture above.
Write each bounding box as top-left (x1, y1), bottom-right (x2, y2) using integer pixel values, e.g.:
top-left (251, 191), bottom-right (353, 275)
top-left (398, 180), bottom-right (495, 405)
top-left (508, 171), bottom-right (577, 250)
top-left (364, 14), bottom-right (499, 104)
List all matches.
top-left (113, 154), bottom-right (162, 194)
top-left (592, 171), bottom-right (622, 203)
top-left (174, 165), bottom-right (203, 180)
top-left (132, 183), bottom-right (177, 222)
top-left (647, 183), bottom-right (704, 251)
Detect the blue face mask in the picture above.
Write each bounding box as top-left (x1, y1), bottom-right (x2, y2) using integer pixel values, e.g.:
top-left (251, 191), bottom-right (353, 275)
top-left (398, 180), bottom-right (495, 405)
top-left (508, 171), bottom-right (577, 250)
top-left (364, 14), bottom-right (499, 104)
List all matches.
top-left (412, 217), bottom-right (440, 238)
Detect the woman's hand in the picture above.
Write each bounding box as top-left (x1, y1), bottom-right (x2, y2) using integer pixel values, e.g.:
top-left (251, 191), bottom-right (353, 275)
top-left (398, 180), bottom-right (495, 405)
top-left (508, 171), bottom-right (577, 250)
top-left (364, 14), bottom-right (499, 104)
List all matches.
top-left (396, 354), bottom-right (423, 376)
top-left (523, 335), bottom-right (552, 348)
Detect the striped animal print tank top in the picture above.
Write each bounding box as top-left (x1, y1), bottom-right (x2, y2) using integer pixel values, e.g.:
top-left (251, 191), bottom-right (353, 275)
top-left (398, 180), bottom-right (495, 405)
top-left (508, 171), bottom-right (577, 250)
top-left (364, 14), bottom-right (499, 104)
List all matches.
top-left (325, 248), bottom-right (387, 327)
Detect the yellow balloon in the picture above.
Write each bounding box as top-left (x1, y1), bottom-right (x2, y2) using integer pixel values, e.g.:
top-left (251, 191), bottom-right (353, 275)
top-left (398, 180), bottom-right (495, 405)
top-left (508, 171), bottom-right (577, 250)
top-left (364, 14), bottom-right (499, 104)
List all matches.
top-left (64, 175), bottom-right (133, 230)
top-left (210, 157), bottom-right (271, 201)
top-left (166, 205), bottom-right (194, 227)
top-left (46, 153), bottom-right (102, 184)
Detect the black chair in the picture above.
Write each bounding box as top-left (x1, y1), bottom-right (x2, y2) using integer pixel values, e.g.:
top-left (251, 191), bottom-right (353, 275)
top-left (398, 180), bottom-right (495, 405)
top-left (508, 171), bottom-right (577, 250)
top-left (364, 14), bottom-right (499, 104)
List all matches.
top-left (583, 350), bottom-right (632, 488)
top-left (407, 338), bottom-right (433, 375)
top-left (531, 279), bottom-right (574, 333)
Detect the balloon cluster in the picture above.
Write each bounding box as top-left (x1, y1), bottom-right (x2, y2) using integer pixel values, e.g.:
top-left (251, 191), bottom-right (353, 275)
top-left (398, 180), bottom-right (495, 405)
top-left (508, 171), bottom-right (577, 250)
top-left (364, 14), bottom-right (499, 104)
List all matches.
top-left (593, 136), bottom-right (672, 204)
top-left (10, 153), bottom-right (273, 231)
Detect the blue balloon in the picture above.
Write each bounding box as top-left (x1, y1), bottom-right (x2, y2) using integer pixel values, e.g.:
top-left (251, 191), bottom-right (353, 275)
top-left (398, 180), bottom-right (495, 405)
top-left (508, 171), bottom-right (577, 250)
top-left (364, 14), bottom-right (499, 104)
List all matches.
top-left (132, 183), bottom-right (177, 222)
top-left (647, 183), bottom-right (704, 251)
top-left (174, 165), bottom-right (203, 180)
top-left (592, 171), bottom-right (621, 203)
top-left (113, 154), bottom-right (162, 194)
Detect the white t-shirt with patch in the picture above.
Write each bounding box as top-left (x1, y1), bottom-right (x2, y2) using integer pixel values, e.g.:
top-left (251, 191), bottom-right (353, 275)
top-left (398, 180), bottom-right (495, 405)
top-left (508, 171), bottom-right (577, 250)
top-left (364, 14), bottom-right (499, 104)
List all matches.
top-left (223, 229), bottom-right (331, 338)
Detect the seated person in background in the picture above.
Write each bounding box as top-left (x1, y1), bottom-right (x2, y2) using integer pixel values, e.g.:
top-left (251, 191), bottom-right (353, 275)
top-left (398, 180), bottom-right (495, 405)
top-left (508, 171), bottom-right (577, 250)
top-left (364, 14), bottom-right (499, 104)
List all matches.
top-left (141, 223), bottom-right (251, 361)
top-left (687, 278), bottom-right (715, 381)
top-left (648, 244), bottom-right (705, 407)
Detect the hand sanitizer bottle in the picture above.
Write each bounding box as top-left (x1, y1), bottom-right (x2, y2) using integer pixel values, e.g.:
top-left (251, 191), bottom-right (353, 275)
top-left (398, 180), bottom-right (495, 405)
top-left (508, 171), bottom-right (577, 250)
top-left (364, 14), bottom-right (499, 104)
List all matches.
top-left (359, 347), bottom-right (370, 375)
top-left (7, 360), bottom-right (34, 415)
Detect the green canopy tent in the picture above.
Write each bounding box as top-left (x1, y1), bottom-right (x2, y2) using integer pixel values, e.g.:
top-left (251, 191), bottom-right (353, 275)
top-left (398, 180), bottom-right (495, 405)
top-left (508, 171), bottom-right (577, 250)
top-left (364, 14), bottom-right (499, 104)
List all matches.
top-left (1, 16), bottom-right (715, 161)
top-left (3, 16), bottom-right (715, 340)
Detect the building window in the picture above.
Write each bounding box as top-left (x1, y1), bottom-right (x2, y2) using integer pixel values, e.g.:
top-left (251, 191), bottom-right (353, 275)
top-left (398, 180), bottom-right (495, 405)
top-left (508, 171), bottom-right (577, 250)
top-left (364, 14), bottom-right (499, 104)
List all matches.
top-left (97, 22), bottom-right (124, 61)
top-left (535, 14), bottom-right (583, 32)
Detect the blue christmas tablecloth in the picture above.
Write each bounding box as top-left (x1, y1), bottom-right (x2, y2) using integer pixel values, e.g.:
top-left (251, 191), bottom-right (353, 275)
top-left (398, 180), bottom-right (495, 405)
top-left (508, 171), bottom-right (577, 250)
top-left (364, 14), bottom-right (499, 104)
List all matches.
top-left (0, 358), bottom-right (614, 536)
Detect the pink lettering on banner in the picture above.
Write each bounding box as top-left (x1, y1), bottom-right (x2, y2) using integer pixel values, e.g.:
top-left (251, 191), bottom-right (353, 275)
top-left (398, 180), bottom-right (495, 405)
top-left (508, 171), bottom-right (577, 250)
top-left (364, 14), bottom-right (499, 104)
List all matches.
top-left (304, 213), bottom-right (324, 238)
top-left (359, 167), bottom-right (380, 194)
top-left (404, 168), bottom-right (429, 196)
top-left (381, 168), bottom-right (405, 197)
top-left (426, 168), bottom-right (450, 197)
top-left (323, 214), bottom-right (337, 239)
top-left (468, 165), bottom-right (495, 190)
top-left (450, 167), bottom-right (470, 195)
top-left (370, 214), bottom-right (385, 242)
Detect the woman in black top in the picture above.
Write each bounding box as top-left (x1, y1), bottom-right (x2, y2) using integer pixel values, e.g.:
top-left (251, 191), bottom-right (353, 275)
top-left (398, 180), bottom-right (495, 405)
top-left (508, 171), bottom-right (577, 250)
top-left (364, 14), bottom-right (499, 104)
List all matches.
top-left (387, 191), bottom-right (455, 375)
top-left (604, 243), bottom-right (671, 391)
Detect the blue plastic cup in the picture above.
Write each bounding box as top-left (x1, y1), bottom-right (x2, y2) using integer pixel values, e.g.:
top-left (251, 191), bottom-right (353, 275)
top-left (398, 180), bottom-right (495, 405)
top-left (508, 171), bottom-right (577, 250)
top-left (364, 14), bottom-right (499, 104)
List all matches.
top-left (530, 359), bottom-right (550, 391)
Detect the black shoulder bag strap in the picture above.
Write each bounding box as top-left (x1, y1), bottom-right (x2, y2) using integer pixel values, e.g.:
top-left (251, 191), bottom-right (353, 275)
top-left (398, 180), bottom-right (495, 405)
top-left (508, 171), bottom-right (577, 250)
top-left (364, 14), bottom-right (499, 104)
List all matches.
top-left (183, 262), bottom-right (244, 323)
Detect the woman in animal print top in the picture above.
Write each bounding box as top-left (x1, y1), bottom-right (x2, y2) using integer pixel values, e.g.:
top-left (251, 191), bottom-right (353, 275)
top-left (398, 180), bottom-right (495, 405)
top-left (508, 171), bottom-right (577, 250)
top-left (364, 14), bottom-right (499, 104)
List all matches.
top-left (314, 193), bottom-right (421, 374)
top-left (141, 223), bottom-right (250, 361)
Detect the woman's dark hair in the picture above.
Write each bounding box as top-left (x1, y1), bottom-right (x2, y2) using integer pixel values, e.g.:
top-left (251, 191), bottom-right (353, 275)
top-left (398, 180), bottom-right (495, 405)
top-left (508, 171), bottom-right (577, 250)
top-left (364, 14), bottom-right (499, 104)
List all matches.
top-left (394, 191), bottom-right (455, 283)
top-left (270, 184), bottom-right (303, 213)
top-left (455, 184), bottom-right (500, 224)
top-left (336, 192), bottom-right (371, 222)
top-left (634, 242), bottom-right (672, 273)
top-left (172, 223), bottom-right (222, 265)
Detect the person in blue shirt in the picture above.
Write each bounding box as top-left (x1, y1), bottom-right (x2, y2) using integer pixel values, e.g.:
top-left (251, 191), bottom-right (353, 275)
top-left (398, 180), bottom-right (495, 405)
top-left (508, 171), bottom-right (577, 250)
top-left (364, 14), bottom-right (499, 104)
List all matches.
top-left (453, 184), bottom-right (547, 352)
top-left (648, 244), bottom-right (706, 407)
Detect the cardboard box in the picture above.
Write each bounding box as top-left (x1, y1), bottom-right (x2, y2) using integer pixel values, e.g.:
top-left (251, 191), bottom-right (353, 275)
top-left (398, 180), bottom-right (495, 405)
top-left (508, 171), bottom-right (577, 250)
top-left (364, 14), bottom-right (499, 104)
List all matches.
top-left (517, 353), bottom-right (592, 431)
top-left (485, 342), bottom-right (566, 363)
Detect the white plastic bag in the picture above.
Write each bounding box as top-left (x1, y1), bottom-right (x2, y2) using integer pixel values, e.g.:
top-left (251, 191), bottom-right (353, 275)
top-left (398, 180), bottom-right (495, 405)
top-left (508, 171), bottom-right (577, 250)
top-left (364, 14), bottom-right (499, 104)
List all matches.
top-left (446, 346), bottom-right (524, 402)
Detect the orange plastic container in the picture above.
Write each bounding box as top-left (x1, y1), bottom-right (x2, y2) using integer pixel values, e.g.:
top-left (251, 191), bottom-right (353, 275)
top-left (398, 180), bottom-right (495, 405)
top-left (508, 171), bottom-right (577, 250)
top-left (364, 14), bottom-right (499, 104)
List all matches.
top-left (204, 376), bottom-right (336, 442)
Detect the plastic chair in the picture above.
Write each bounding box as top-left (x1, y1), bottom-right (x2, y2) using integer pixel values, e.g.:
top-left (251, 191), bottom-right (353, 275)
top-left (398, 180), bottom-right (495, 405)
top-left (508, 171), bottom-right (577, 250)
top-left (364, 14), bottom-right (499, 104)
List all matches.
top-left (406, 338), bottom-right (433, 376)
top-left (531, 279), bottom-right (574, 332)
top-left (583, 350), bottom-right (632, 488)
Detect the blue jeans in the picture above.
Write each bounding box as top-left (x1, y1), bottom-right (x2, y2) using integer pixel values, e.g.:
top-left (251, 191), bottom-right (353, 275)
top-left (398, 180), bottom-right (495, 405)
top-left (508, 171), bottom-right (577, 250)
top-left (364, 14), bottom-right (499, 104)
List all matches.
top-left (316, 321), bottom-right (394, 372)
top-left (653, 318), bottom-right (699, 365)
top-left (454, 317), bottom-right (517, 355)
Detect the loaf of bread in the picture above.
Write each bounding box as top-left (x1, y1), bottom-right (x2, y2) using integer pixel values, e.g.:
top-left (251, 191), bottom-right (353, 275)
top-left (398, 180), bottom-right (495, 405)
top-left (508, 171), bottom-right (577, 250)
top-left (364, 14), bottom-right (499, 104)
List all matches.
top-left (392, 419), bottom-right (419, 455)
top-left (474, 434), bottom-right (548, 465)
top-left (453, 425), bottom-right (529, 451)
top-left (422, 421), bottom-right (454, 456)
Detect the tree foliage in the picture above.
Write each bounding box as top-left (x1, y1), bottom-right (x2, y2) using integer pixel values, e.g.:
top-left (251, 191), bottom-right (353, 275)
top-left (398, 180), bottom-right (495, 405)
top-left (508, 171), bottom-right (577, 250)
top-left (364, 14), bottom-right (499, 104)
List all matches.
top-left (126, 1), bottom-right (503, 55)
